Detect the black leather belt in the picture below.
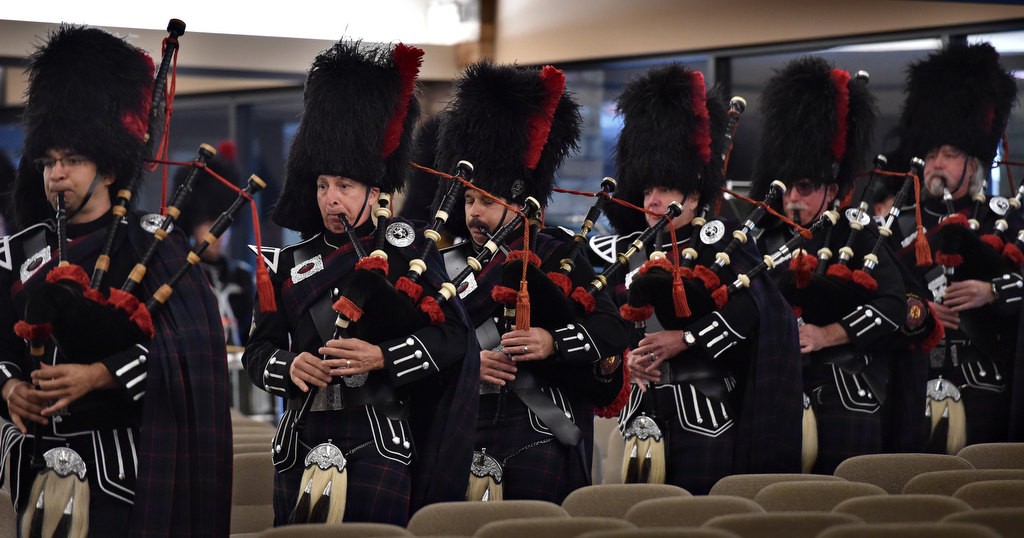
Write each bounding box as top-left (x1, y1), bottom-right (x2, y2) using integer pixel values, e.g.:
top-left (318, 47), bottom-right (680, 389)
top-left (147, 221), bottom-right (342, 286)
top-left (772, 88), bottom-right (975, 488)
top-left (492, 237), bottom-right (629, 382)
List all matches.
top-left (510, 369), bottom-right (582, 447)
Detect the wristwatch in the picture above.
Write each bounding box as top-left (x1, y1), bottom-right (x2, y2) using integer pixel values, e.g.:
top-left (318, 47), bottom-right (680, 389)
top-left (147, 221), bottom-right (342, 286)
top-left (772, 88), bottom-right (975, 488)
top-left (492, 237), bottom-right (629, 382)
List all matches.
top-left (682, 330), bottom-right (696, 346)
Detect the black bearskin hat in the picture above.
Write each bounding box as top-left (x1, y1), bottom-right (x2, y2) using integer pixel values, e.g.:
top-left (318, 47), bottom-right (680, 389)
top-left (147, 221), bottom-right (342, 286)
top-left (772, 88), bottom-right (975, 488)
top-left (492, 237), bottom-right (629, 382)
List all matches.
top-left (890, 42), bottom-right (1016, 174)
top-left (272, 40), bottom-right (423, 235)
top-left (172, 154), bottom-right (241, 234)
top-left (607, 64), bottom-right (728, 235)
top-left (435, 62), bottom-right (582, 208)
top-left (15, 25), bottom-right (155, 230)
top-left (750, 56), bottom-right (876, 200)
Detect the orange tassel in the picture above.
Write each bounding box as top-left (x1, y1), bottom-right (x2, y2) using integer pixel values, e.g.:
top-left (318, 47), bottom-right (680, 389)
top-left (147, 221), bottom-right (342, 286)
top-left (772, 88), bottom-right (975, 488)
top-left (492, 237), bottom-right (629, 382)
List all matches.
top-left (915, 228), bottom-right (933, 267)
top-left (256, 265), bottom-right (277, 312)
top-left (515, 280), bottom-right (530, 331)
top-left (672, 270), bottom-right (691, 318)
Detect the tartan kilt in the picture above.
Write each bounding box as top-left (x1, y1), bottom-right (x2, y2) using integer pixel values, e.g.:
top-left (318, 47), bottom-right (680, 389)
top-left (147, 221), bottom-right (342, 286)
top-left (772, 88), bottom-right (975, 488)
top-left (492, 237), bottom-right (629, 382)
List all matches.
top-left (929, 344), bottom-right (1012, 445)
top-left (804, 363), bottom-right (883, 474)
top-left (272, 406), bottom-right (411, 526)
top-left (475, 392), bottom-right (593, 503)
top-left (637, 384), bottom-right (738, 495)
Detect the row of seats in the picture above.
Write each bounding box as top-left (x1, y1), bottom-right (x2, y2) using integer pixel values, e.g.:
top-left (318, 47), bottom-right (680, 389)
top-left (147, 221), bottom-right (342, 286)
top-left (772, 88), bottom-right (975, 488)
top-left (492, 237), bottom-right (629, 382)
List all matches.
top-left (231, 468), bottom-right (1024, 535)
top-left (239, 503), bottom-right (1022, 537)
top-left (228, 413), bottom-right (1023, 536)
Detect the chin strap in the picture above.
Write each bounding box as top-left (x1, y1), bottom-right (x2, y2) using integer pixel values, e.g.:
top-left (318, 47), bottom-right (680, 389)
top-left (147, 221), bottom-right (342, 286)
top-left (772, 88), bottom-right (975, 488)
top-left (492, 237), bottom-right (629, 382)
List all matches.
top-left (62, 173), bottom-right (105, 222)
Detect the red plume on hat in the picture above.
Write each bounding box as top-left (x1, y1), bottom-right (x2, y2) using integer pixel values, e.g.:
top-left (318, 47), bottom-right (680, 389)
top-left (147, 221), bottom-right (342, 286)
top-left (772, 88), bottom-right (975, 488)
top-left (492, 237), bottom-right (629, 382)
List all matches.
top-left (435, 61), bottom-right (581, 206)
top-left (606, 64), bottom-right (728, 235)
top-left (750, 56), bottom-right (875, 200)
top-left (272, 40), bottom-right (423, 236)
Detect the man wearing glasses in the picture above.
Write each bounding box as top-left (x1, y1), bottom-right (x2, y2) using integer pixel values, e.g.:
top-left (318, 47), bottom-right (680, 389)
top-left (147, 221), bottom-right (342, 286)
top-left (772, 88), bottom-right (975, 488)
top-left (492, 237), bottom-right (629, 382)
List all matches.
top-left (889, 43), bottom-right (1021, 449)
top-left (0, 25), bottom-right (231, 536)
top-left (752, 57), bottom-right (906, 474)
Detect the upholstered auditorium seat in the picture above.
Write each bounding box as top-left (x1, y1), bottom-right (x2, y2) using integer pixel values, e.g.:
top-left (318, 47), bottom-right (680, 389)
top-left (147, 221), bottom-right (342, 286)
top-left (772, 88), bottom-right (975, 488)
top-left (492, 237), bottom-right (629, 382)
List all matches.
top-left (702, 511), bottom-right (863, 538)
top-left (474, 516), bottom-right (634, 538)
top-left (561, 483), bottom-right (690, 518)
top-left (405, 500), bottom-right (567, 536)
top-left (752, 480), bottom-right (887, 511)
top-left (624, 495), bottom-right (763, 527)
top-left (832, 453), bottom-right (974, 493)
top-left (708, 473), bottom-right (844, 499)
top-left (831, 494), bottom-right (972, 523)
top-left (956, 443), bottom-right (1024, 470)
top-left (902, 468), bottom-right (1024, 495)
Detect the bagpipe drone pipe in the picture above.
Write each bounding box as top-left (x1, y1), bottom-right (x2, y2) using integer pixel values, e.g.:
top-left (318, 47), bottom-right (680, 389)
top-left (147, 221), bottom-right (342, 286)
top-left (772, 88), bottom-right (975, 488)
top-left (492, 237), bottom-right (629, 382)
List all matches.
top-left (899, 152), bottom-right (1024, 454)
top-left (484, 178), bottom-right (664, 420)
top-left (279, 160), bottom-right (490, 524)
top-left (617, 92), bottom-right (753, 346)
top-left (614, 179), bottom-right (838, 483)
top-left (10, 19), bottom-right (276, 538)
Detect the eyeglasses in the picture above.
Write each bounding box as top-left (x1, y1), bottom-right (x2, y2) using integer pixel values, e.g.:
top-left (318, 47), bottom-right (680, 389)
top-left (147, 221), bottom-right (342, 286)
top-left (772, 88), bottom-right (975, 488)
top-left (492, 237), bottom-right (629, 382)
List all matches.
top-left (787, 180), bottom-right (822, 197)
top-left (33, 154), bottom-right (90, 173)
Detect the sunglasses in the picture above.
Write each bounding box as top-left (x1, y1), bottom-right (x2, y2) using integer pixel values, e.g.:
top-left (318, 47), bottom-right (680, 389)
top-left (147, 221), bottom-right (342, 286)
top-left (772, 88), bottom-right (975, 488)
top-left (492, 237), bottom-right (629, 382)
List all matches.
top-left (787, 180), bottom-right (822, 197)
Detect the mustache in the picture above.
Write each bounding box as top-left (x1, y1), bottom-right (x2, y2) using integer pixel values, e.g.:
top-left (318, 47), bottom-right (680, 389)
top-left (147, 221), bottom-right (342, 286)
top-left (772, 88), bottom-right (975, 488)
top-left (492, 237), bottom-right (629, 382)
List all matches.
top-left (785, 202), bottom-right (808, 212)
top-left (468, 218), bottom-right (490, 234)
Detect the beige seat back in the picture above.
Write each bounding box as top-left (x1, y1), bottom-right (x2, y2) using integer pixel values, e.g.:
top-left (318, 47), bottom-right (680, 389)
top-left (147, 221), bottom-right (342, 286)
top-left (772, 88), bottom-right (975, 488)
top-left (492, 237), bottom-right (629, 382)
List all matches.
top-left (956, 442), bottom-right (1024, 469)
top-left (831, 493), bottom-right (972, 523)
top-left (231, 452), bottom-right (276, 534)
top-left (561, 483), bottom-right (690, 518)
top-left (578, 528), bottom-right (742, 538)
top-left (832, 453), bottom-right (973, 493)
top-left (708, 473), bottom-right (844, 499)
top-left (818, 522), bottom-right (1000, 538)
top-left (752, 480), bottom-right (886, 512)
top-left (902, 468), bottom-right (1024, 495)
top-left (624, 495), bottom-right (763, 528)
top-left (953, 479), bottom-right (1024, 509)
top-left (942, 507), bottom-right (1024, 538)
top-left (405, 500), bottom-right (567, 536)
top-left (475, 516), bottom-right (633, 538)
top-left (703, 511), bottom-right (863, 538)
top-left (256, 522), bottom-right (410, 536)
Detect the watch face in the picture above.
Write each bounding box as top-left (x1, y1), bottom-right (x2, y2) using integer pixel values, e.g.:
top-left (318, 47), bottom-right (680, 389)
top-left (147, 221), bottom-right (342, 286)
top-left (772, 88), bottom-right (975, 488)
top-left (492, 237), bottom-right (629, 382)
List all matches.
top-left (684, 331), bottom-right (696, 345)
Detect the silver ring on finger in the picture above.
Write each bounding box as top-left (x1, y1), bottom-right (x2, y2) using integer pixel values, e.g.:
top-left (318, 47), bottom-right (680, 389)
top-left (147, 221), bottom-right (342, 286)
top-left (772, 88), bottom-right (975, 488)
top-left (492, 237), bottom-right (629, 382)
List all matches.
top-left (523, 345), bottom-right (528, 354)
top-left (347, 359), bottom-right (352, 368)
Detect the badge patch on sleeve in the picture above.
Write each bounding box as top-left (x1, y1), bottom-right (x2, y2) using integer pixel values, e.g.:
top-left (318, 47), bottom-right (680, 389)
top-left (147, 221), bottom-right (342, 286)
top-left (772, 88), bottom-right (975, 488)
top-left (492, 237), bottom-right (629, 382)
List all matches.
top-left (906, 295), bottom-right (926, 331)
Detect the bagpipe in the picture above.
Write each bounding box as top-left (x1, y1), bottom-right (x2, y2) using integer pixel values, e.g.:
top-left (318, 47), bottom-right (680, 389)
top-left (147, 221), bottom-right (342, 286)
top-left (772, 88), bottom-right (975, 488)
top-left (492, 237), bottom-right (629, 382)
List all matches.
top-left (283, 160), bottom-right (494, 523)
top-left (407, 163), bottom-right (630, 400)
top-left (912, 148), bottom-right (1024, 455)
top-left (13, 20), bottom-right (273, 538)
top-left (615, 180), bottom-right (799, 483)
